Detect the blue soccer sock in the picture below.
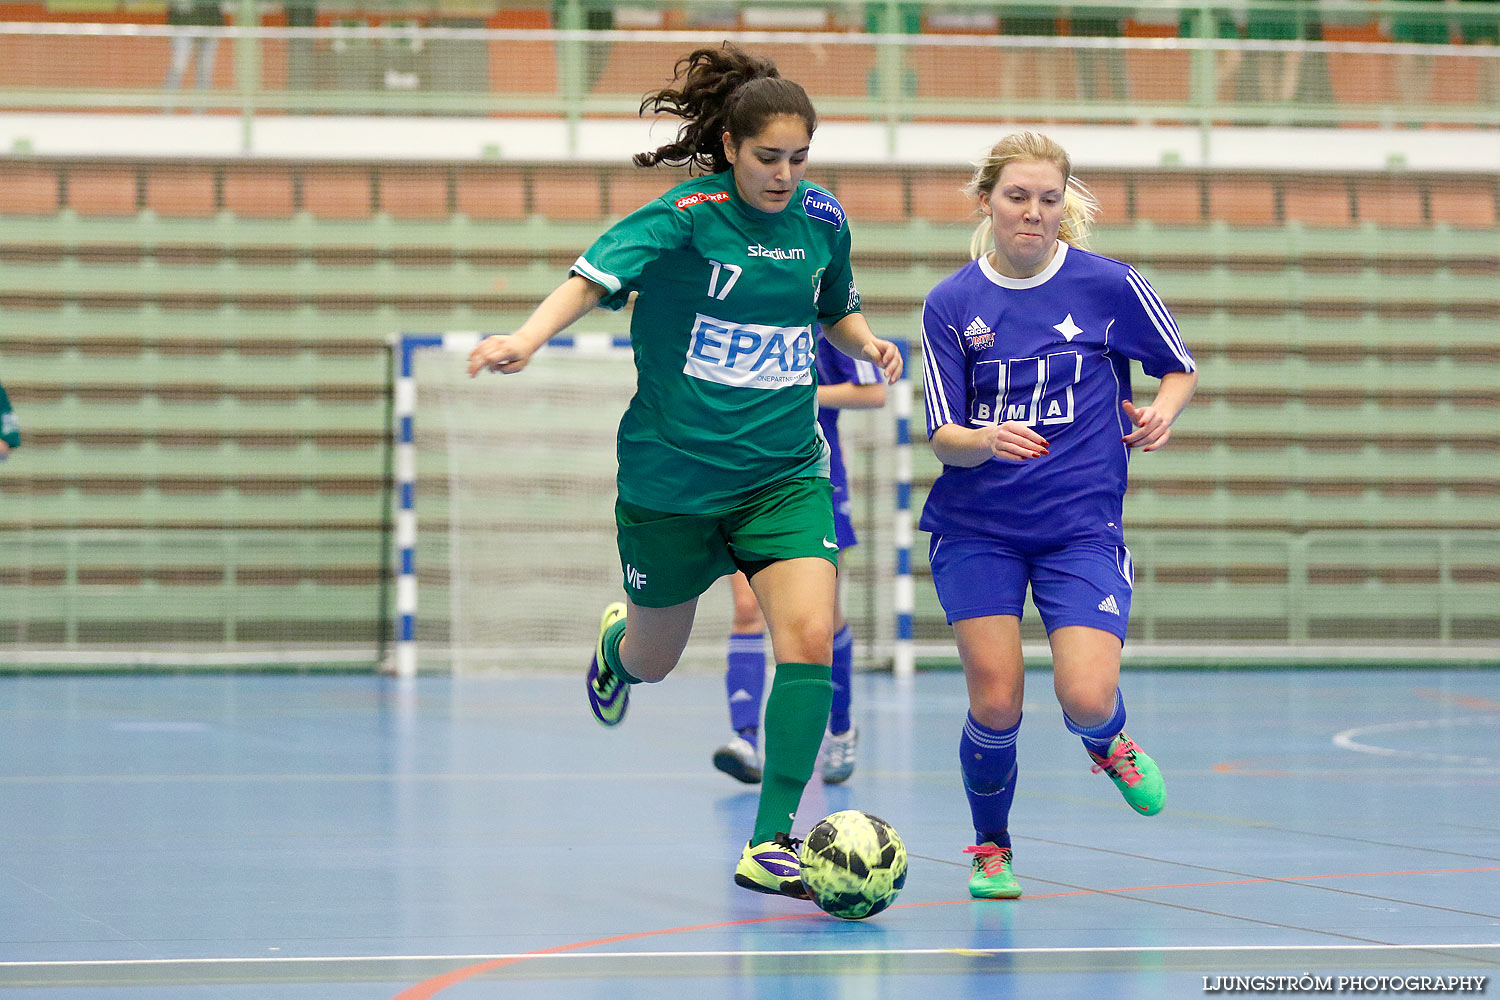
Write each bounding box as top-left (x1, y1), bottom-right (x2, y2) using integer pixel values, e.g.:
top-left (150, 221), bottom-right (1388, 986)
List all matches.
top-left (828, 624), bottom-right (854, 735)
top-left (725, 631), bottom-right (766, 747)
top-left (1064, 688), bottom-right (1126, 758)
top-left (961, 712), bottom-right (1020, 848)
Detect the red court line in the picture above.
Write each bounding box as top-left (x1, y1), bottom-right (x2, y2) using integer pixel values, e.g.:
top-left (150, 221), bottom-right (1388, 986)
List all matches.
top-left (1414, 689), bottom-right (1500, 712)
top-left (391, 865), bottom-right (1500, 998)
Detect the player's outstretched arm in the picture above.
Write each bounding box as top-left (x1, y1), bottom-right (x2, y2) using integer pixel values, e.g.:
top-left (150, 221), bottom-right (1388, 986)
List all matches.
top-left (1122, 369), bottom-right (1198, 451)
top-left (467, 275), bottom-right (606, 377)
top-left (816, 381), bottom-right (886, 411)
top-left (823, 313), bottom-right (903, 384)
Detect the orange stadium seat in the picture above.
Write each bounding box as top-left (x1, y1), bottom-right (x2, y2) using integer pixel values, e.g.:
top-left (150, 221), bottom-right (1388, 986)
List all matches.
top-left (1428, 178), bottom-right (1498, 228)
top-left (223, 166), bottom-right (295, 218)
top-left (380, 169), bottom-right (450, 220)
top-left (1356, 178), bottom-right (1426, 227)
top-left (587, 40), bottom-right (685, 98)
top-left (605, 167), bottom-right (679, 217)
top-left (489, 40), bottom-right (560, 97)
top-left (1326, 51), bottom-right (1392, 106)
top-left (1134, 174), bottom-right (1205, 225)
top-left (454, 167), bottom-right (527, 220)
top-left (146, 167), bottom-right (217, 218)
top-left (532, 167), bottom-right (605, 221)
top-left (752, 41), bottom-right (878, 100)
top-left (907, 46), bottom-right (1000, 104)
top-left (1208, 175), bottom-right (1279, 226)
top-left (302, 168), bottom-right (374, 220)
top-left (910, 169), bottom-right (975, 225)
top-left (486, 8), bottom-right (556, 97)
top-left (66, 166), bottom-right (139, 216)
top-left (1082, 173), bottom-right (1128, 227)
top-left (0, 164), bottom-right (61, 215)
top-left (1283, 177), bottom-right (1356, 227)
top-left (829, 171), bottom-right (909, 224)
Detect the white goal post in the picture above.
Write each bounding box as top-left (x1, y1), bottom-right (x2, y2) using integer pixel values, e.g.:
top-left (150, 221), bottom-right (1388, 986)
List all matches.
top-left (390, 332), bottom-right (914, 679)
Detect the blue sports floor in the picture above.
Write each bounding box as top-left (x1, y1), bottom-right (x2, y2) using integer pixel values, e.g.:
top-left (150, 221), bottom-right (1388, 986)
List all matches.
top-left (2, 667), bottom-right (1498, 998)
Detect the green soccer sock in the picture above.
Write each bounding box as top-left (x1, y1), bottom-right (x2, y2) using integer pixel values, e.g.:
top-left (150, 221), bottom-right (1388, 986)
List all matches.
top-left (751, 662), bottom-right (833, 844)
top-left (601, 617), bottom-right (642, 685)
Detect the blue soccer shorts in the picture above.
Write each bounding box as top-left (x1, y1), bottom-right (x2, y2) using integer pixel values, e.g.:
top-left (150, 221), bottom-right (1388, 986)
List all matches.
top-left (927, 533), bottom-right (1134, 641)
top-left (831, 477), bottom-right (857, 550)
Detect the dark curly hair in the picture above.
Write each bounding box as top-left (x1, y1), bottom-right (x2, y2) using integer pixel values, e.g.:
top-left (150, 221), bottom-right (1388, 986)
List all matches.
top-left (633, 42), bottom-right (817, 174)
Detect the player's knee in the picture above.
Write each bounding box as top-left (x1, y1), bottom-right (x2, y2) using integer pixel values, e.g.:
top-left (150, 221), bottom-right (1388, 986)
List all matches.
top-left (1054, 682), bottom-right (1115, 726)
top-left (968, 694), bottom-right (1022, 732)
top-left (774, 615), bottom-right (833, 665)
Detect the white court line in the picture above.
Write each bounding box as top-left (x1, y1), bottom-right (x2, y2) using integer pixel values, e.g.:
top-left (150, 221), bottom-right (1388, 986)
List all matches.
top-left (1334, 717), bottom-right (1500, 766)
top-left (4, 943), bottom-right (1499, 969)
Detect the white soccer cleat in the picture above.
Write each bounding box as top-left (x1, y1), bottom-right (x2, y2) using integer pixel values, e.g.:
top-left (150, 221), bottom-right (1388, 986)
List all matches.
top-left (819, 725), bottom-right (858, 784)
top-left (713, 735), bottom-right (762, 784)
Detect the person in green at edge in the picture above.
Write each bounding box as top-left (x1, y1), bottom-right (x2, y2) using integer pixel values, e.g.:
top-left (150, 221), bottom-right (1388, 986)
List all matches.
top-left (0, 378), bottom-right (20, 460)
top-left (466, 42), bottom-right (902, 901)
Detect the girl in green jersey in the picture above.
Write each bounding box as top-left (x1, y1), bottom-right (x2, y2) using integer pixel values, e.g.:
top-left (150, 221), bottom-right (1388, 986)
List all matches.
top-left (0, 378), bottom-right (19, 460)
top-left (468, 43), bottom-right (901, 901)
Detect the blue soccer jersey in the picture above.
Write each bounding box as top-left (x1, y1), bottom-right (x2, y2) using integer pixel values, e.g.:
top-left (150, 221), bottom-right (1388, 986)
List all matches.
top-left (816, 333), bottom-right (883, 548)
top-left (920, 243), bottom-right (1195, 546)
top-left (815, 332), bottom-right (883, 496)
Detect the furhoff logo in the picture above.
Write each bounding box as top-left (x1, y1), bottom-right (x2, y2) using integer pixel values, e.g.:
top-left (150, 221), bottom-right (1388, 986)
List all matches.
top-left (675, 191), bottom-right (731, 209)
top-left (802, 189), bottom-right (845, 229)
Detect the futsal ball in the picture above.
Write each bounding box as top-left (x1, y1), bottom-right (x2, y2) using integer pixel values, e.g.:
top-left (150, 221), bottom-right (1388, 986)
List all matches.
top-left (798, 810), bottom-right (908, 920)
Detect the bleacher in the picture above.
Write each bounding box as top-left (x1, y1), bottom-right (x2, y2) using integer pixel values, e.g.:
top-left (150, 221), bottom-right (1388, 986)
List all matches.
top-left (1, 153), bottom-right (1495, 655)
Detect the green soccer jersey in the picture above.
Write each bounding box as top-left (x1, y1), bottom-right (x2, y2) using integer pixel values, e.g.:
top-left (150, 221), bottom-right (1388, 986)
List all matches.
top-left (571, 172), bottom-right (863, 514)
top-left (0, 381), bottom-right (18, 449)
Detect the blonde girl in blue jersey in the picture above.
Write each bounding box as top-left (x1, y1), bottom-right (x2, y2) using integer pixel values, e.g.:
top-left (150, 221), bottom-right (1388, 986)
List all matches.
top-left (920, 131), bottom-right (1197, 900)
top-left (467, 44), bottom-right (902, 901)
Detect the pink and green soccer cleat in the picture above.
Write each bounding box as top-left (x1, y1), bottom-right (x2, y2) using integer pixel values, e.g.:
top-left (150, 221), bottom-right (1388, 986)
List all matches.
top-left (964, 843), bottom-right (1022, 899)
top-left (1089, 732), bottom-right (1166, 816)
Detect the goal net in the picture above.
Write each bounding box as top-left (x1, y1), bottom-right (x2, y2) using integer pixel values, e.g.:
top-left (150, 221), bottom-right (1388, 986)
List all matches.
top-left (392, 332), bottom-right (909, 677)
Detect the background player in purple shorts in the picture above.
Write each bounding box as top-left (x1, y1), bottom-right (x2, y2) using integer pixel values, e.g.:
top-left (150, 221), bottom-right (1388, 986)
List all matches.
top-left (714, 332), bottom-right (887, 787)
top-left (919, 131), bottom-right (1198, 900)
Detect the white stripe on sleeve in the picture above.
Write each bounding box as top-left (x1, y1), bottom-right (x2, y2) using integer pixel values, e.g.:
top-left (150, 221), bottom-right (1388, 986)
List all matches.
top-left (570, 255), bottom-right (622, 295)
top-left (1125, 268), bottom-right (1194, 371)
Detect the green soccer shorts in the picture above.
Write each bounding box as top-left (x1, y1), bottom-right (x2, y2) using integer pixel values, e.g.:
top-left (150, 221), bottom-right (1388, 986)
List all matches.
top-left (614, 477), bottom-right (837, 608)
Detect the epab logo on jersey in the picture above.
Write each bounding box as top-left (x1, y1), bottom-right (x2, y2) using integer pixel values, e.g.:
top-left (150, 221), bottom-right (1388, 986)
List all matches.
top-left (802, 189), bottom-right (845, 230)
top-left (683, 313), bottom-right (815, 390)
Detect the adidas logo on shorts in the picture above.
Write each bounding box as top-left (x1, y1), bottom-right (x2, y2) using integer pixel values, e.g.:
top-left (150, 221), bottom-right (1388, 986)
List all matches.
top-left (1097, 594), bottom-right (1120, 616)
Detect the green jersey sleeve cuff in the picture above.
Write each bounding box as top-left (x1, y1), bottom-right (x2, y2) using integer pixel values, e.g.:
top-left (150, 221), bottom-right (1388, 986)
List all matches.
top-left (571, 256), bottom-right (620, 290)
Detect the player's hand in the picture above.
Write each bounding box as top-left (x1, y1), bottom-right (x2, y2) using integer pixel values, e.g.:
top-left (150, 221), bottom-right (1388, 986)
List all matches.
top-left (0, 441), bottom-right (9, 461)
top-left (467, 335), bottom-right (533, 377)
top-left (862, 338), bottom-right (903, 384)
top-left (985, 421), bottom-right (1049, 462)
top-left (1121, 400), bottom-right (1172, 451)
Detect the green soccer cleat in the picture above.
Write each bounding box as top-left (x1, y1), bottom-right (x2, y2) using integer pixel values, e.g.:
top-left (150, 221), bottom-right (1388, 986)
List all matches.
top-left (586, 602), bottom-right (629, 727)
top-left (734, 834), bottom-right (810, 899)
top-left (1089, 732), bottom-right (1166, 816)
top-left (964, 843), bottom-right (1022, 899)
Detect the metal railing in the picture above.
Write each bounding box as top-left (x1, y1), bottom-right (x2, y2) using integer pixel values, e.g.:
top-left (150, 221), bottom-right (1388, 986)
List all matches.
top-left (0, 22), bottom-right (1496, 156)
